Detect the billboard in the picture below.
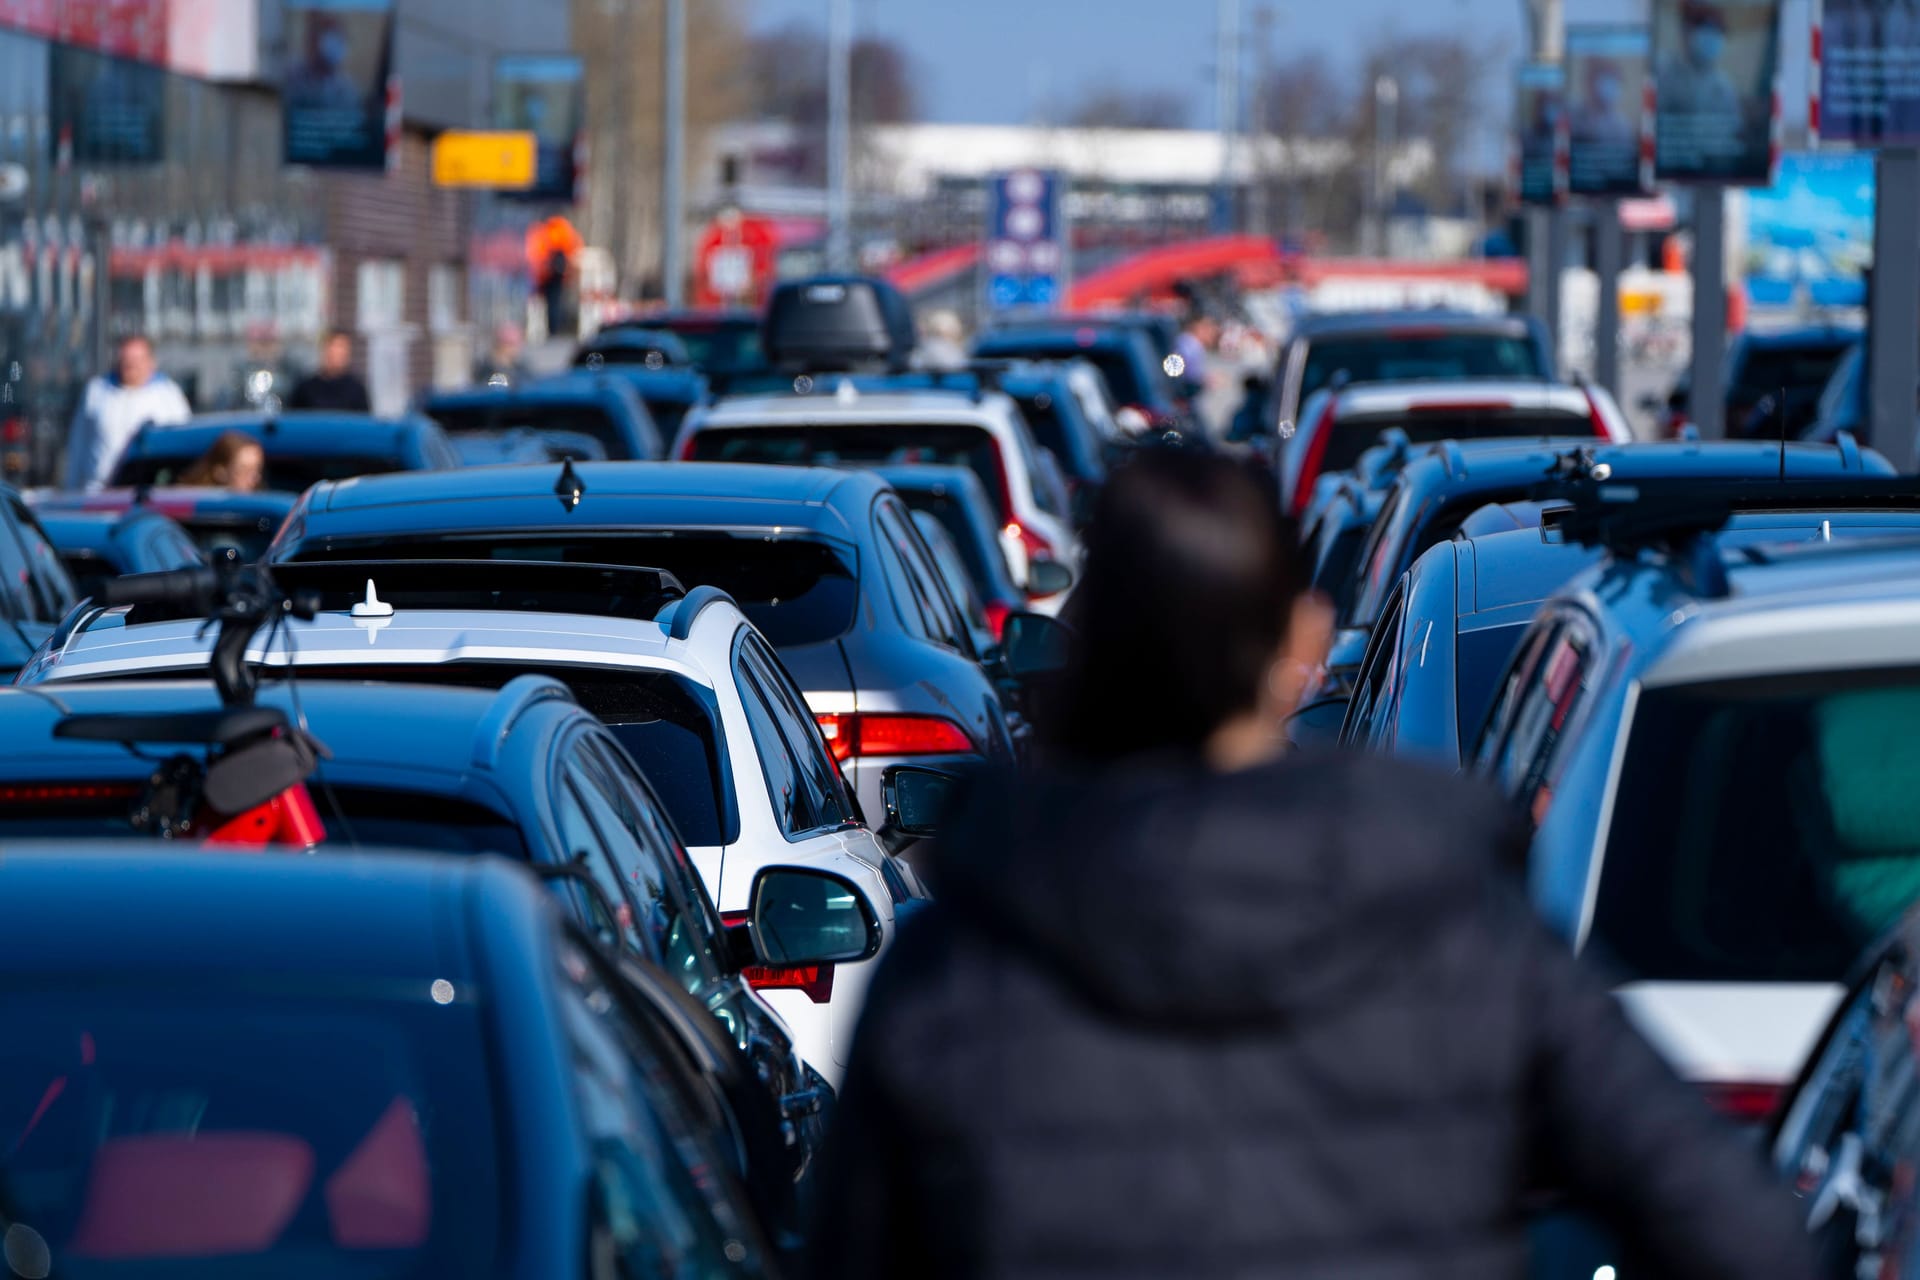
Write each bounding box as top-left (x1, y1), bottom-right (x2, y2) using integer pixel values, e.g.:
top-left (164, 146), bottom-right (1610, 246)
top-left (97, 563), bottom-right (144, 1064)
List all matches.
top-left (0, 0), bottom-right (167, 63)
top-left (49, 44), bottom-right (166, 165)
top-left (1567, 26), bottom-right (1652, 196)
top-left (1819, 0), bottom-right (1920, 142)
top-left (983, 169), bottom-right (1068, 313)
top-left (1516, 62), bottom-right (1567, 206)
top-left (1652, 0), bottom-right (1780, 183)
top-left (493, 55), bottom-right (584, 202)
top-left (282, 0), bottom-right (395, 171)
top-left (1743, 152), bottom-right (1873, 310)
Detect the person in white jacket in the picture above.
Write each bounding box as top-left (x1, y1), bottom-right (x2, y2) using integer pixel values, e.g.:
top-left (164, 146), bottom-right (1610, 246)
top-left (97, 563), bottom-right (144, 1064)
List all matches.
top-left (65, 335), bottom-right (192, 491)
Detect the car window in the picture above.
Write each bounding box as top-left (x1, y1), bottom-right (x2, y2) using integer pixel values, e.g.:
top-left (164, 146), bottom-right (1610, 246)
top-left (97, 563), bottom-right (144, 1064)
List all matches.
top-left (733, 639), bottom-right (816, 837)
top-left (1490, 617), bottom-right (1596, 827)
top-left (579, 735), bottom-right (731, 1001)
top-left (870, 505), bottom-right (935, 641)
top-left (879, 500), bottom-right (968, 653)
top-left (1341, 583), bottom-right (1407, 749)
top-left (1472, 622), bottom-right (1558, 776)
top-left (551, 767), bottom-right (634, 947)
top-left (6, 497), bottom-right (76, 623)
top-left (741, 635), bottom-right (849, 831)
top-left (144, 520), bottom-right (204, 571)
top-left (1301, 331), bottom-right (1545, 399)
top-left (690, 422), bottom-right (1013, 521)
top-left (912, 510), bottom-right (993, 645)
top-left (553, 939), bottom-right (765, 1279)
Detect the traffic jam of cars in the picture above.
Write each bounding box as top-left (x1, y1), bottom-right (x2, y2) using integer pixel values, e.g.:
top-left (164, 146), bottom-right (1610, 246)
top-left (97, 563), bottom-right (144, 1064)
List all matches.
top-left (0, 279), bottom-right (1917, 1277)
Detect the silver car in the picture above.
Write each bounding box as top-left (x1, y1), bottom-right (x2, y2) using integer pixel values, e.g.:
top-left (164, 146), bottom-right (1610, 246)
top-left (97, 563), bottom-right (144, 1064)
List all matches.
top-left (265, 461), bottom-right (1018, 821)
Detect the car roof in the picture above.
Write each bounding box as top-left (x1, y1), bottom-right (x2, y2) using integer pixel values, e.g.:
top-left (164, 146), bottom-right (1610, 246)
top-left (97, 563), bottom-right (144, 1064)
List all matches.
top-left (1295, 310), bottom-right (1535, 338)
top-left (33, 507), bottom-right (161, 537)
top-left (1453, 527), bottom-right (1605, 615)
top-left (1388, 437), bottom-right (1887, 503)
top-left (28, 487), bottom-right (300, 521)
top-left (1334, 380), bottom-right (1586, 415)
top-left (868, 463), bottom-right (994, 503)
top-left (423, 374), bottom-right (631, 408)
top-left (645, 309), bottom-right (759, 327)
top-left (130, 414), bottom-right (428, 457)
top-left (0, 677), bottom-right (564, 781)
top-left (973, 327), bottom-right (1137, 352)
top-left (39, 609), bottom-right (715, 687)
top-left (290, 461), bottom-right (884, 542)
top-left (0, 848), bottom-right (530, 981)
top-left (699, 386), bottom-right (1009, 425)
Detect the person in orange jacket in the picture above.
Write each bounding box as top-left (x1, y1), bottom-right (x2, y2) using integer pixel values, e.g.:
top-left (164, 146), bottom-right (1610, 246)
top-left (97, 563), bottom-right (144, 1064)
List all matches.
top-left (526, 215), bottom-right (582, 336)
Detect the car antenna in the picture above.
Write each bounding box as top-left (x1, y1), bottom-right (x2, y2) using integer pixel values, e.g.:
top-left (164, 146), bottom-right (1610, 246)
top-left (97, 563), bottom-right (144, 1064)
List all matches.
top-left (554, 458), bottom-right (586, 512)
top-left (1777, 383), bottom-right (1790, 482)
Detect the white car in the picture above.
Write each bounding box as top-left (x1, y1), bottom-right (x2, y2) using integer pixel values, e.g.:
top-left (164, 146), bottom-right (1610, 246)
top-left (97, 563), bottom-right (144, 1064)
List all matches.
top-left (676, 383), bottom-right (1082, 609)
top-left (21, 563), bottom-right (928, 1089)
top-left (1277, 378), bottom-right (1636, 518)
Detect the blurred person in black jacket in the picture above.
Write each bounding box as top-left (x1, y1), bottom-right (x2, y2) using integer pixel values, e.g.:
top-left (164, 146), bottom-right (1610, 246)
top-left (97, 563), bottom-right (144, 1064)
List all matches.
top-left (805, 449), bottom-right (1812, 1280)
top-left (288, 330), bottom-right (371, 412)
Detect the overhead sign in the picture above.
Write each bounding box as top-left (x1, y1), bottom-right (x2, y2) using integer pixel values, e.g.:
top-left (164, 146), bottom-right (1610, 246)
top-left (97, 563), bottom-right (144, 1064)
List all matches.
top-left (983, 169), bottom-right (1068, 314)
top-left (50, 44), bottom-right (166, 165)
top-left (282, 0), bottom-right (396, 171)
top-left (1818, 0), bottom-right (1920, 142)
top-left (1742, 152), bottom-right (1873, 310)
top-left (431, 131), bottom-right (537, 188)
top-left (1516, 62), bottom-right (1568, 206)
top-left (1567, 26), bottom-right (1653, 196)
top-left (1652, 0), bottom-right (1780, 184)
top-left (494, 55), bottom-right (584, 202)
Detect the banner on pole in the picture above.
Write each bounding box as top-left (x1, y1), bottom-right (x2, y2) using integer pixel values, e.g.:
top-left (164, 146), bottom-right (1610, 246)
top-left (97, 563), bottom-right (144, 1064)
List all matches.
top-left (282, 0), bottom-right (396, 171)
top-left (1652, 0), bottom-right (1781, 183)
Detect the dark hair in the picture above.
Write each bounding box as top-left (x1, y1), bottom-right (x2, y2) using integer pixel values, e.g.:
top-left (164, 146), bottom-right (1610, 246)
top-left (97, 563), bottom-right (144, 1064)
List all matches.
top-left (1048, 449), bottom-right (1306, 763)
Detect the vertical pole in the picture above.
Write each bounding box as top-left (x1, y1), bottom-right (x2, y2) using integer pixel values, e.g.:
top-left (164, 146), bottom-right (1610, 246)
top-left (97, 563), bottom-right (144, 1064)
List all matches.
top-left (826, 0), bottom-right (853, 271)
top-left (1594, 200), bottom-right (1622, 397)
top-left (661, 0), bottom-right (686, 305)
top-left (1216, 0), bottom-right (1241, 235)
top-left (1689, 187), bottom-right (1727, 438)
top-left (1525, 0), bottom-right (1563, 354)
top-left (1374, 76), bottom-right (1399, 257)
top-left (1870, 146), bottom-right (1920, 468)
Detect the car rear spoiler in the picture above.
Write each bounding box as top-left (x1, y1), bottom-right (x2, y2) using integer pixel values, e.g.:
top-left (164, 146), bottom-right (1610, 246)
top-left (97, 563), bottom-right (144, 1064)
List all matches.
top-left (267, 559), bottom-right (686, 623)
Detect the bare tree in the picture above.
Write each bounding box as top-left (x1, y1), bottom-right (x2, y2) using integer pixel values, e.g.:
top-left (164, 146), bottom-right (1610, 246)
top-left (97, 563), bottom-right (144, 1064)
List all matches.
top-left (1065, 86), bottom-right (1192, 130)
top-left (745, 22), bottom-right (921, 185)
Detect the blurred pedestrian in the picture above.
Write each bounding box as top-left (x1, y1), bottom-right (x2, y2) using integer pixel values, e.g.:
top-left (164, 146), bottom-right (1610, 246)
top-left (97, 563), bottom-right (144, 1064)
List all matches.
top-left (65, 335), bottom-right (192, 492)
top-left (526, 215), bottom-right (582, 338)
top-left (807, 449), bottom-right (1812, 1280)
top-left (917, 310), bottom-right (969, 371)
top-left (177, 431), bottom-right (266, 494)
top-left (288, 329), bottom-right (371, 412)
top-left (474, 323), bottom-right (530, 387)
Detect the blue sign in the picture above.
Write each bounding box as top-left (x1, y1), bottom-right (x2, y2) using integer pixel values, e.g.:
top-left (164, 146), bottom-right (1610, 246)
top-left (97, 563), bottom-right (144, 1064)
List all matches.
top-left (983, 169), bottom-right (1068, 316)
top-left (1744, 153), bottom-right (1874, 311)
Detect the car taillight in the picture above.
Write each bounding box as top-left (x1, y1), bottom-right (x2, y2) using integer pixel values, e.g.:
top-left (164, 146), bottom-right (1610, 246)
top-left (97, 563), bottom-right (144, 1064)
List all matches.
top-left (0, 782), bottom-right (141, 804)
top-left (982, 599), bottom-right (1013, 642)
top-left (741, 963), bottom-right (835, 1003)
top-left (1581, 386), bottom-right (1617, 441)
top-left (814, 712), bottom-right (973, 762)
top-left (675, 433), bottom-right (698, 460)
top-left (1, 417), bottom-right (26, 445)
top-left (1701, 1081), bottom-right (1783, 1123)
top-left (1290, 395), bottom-right (1342, 517)
top-left (1124, 404), bottom-right (1178, 429)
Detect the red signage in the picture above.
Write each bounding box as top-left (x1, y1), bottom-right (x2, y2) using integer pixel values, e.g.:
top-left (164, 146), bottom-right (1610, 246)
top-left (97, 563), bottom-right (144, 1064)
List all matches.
top-left (0, 0), bottom-right (168, 64)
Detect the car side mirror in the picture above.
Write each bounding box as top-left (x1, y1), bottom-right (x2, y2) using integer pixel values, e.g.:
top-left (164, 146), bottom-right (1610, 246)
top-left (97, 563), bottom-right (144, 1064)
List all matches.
top-left (742, 866), bottom-right (882, 969)
top-left (875, 764), bottom-right (962, 857)
top-left (1000, 609), bottom-right (1072, 680)
top-left (1026, 558), bottom-right (1075, 599)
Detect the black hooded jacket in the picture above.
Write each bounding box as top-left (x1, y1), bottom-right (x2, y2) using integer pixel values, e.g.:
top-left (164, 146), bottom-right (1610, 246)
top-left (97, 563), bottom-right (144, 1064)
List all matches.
top-left (805, 754), bottom-right (1812, 1280)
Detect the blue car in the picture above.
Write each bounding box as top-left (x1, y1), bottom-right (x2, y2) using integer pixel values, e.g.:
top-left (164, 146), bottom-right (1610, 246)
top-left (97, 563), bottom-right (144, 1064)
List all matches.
top-left (0, 849), bottom-right (782, 1276)
top-left (421, 372), bottom-right (664, 462)
top-left (109, 411), bottom-right (461, 494)
top-left (30, 504), bottom-right (204, 599)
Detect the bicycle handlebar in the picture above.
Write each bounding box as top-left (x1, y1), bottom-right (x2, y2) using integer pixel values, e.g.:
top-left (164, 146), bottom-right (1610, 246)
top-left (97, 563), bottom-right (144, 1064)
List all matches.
top-left (92, 565), bottom-right (224, 611)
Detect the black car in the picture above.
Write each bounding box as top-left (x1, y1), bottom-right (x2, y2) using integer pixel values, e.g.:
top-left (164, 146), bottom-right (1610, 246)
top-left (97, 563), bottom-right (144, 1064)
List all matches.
top-left (1272, 310), bottom-right (1554, 437)
top-left (30, 505), bottom-right (204, 599)
top-left (0, 675), bottom-right (850, 1242)
top-left (0, 483), bottom-right (78, 674)
top-left (421, 373), bottom-right (664, 462)
top-left (574, 326), bottom-right (694, 369)
top-left (109, 412), bottom-right (461, 494)
top-left (974, 322), bottom-right (1184, 427)
top-left (0, 849), bottom-right (787, 1276)
top-left (1726, 326), bottom-right (1861, 438)
top-left (633, 309), bottom-right (767, 376)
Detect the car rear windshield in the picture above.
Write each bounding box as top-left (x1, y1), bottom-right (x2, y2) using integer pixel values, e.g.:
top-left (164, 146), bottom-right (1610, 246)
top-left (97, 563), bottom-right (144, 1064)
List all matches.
top-left (1454, 623), bottom-right (1530, 748)
top-left (183, 516), bottom-right (283, 565)
top-left (672, 327), bottom-right (763, 374)
top-left (0, 983), bottom-right (501, 1276)
top-left (691, 423), bottom-right (1010, 520)
top-left (1302, 332), bottom-right (1546, 399)
top-left (289, 531), bottom-right (861, 649)
top-left (1322, 409), bottom-right (1589, 481)
top-left (117, 455), bottom-right (408, 493)
top-left (285, 666), bottom-right (732, 848)
top-left (1593, 667), bottom-right (1920, 983)
top-left (0, 785), bottom-right (528, 857)
top-left (1732, 342), bottom-right (1855, 400)
top-left (427, 404), bottom-right (632, 459)
top-left (1010, 393), bottom-right (1095, 479)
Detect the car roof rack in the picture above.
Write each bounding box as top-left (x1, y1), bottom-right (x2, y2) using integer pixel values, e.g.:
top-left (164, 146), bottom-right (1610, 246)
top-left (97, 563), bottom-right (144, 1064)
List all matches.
top-left (1528, 468), bottom-right (1920, 596)
top-left (662, 584), bottom-right (739, 641)
top-left (268, 560), bottom-right (687, 624)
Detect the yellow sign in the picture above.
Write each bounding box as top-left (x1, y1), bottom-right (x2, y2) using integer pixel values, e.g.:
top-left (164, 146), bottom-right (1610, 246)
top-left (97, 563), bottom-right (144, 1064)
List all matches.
top-left (431, 132), bottom-right (537, 189)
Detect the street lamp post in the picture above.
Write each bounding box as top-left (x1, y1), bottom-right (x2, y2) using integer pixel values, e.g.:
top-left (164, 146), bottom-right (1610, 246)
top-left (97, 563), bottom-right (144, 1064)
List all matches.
top-left (1373, 75), bottom-right (1399, 256)
top-left (1216, 0), bottom-right (1241, 235)
top-left (661, 0), bottom-right (686, 305)
top-left (826, 0), bottom-right (853, 270)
